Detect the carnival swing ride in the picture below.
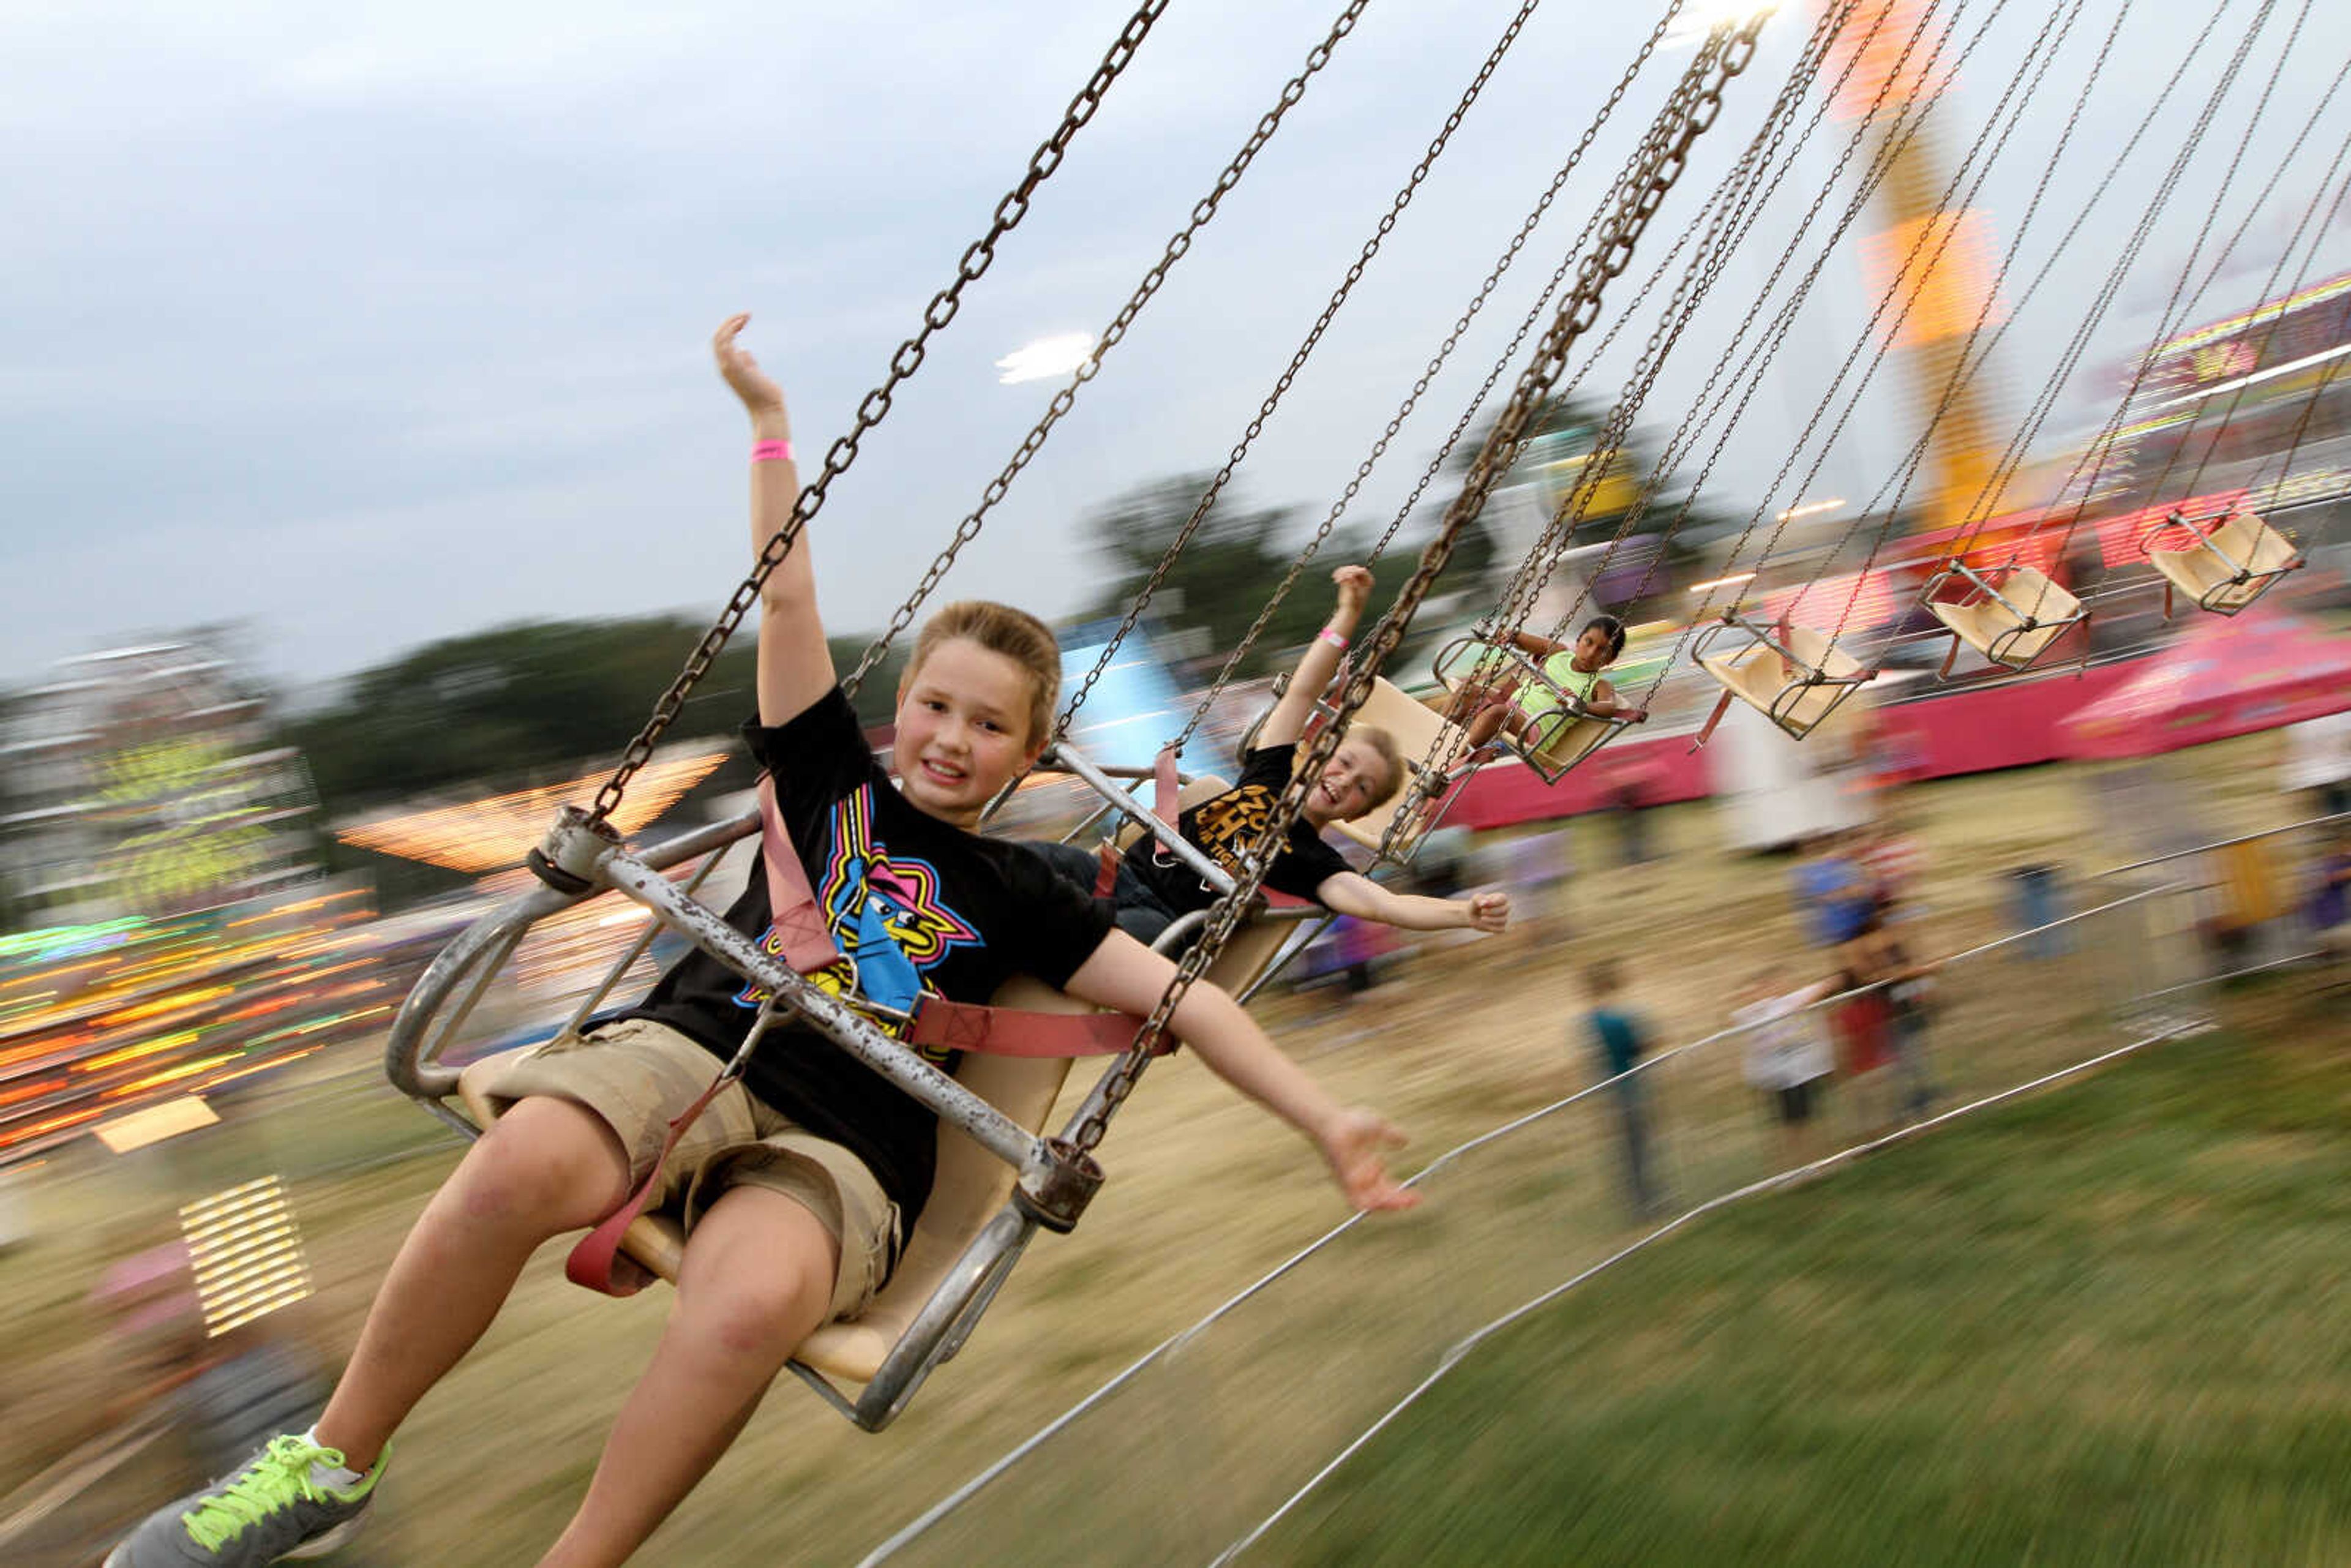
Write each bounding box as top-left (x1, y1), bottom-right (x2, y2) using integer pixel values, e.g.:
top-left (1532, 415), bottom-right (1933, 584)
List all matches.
top-left (385, 0), bottom-right (2348, 1436)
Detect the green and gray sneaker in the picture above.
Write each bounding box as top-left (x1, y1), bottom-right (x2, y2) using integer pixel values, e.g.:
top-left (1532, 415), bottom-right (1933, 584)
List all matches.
top-left (105, 1433), bottom-right (386, 1566)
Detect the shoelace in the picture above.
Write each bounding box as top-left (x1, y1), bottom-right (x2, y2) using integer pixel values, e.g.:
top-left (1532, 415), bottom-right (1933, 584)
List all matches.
top-left (182, 1436), bottom-right (337, 1550)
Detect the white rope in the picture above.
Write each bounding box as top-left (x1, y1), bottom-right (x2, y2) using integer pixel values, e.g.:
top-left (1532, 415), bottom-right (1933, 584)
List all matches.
top-left (857, 880), bottom-right (2184, 1564)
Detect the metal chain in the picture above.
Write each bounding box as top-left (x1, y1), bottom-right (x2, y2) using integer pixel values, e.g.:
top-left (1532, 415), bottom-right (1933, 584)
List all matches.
top-left (1073, 19), bottom-right (1764, 1157)
top-left (1972, 0), bottom-right (2282, 574)
top-left (1373, 9), bottom-right (1829, 835)
top-left (1526, 1), bottom-right (1859, 649)
top-left (1807, 0), bottom-right (2142, 620)
top-left (1935, 0), bottom-right (2259, 561)
top-left (2111, 0), bottom-right (2331, 510)
top-left (1635, 0), bottom-right (2009, 689)
top-left (1505, 5), bottom-right (1840, 658)
top-left (842, 0), bottom-right (1378, 699)
top-left (585, 0), bottom-right (1175, 824)
top-left (1785, 0), bottom-right (2091, 646)
top-left (1051, 0), bottom-right (1548, 746)
top-left (1155, 3), bottom-right (1688, 757)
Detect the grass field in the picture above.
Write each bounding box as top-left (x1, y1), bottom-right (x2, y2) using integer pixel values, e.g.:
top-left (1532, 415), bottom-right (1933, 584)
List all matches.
top-left (1260, 1019), bottom-right (2351, 1567)
top-left (1, 731), bottom-right (2341, 1565)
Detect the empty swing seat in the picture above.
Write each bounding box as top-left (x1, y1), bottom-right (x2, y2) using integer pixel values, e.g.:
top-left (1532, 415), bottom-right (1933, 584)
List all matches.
top-left (2146, 509), bottom-right (2303, 616)
top-left (1693, 616), bottom-right (1876, 743)
top-left (1921, 561), bottom-right (2085, 672)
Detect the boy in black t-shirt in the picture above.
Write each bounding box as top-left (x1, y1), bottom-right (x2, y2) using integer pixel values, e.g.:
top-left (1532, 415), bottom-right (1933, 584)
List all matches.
top-left (1037, 566), bottom-right (1511, 946)
top-left (108, 320), bottom-right (1419, 1568)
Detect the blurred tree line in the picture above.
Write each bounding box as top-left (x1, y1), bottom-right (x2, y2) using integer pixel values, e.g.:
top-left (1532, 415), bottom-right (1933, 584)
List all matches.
top-left (276, 618), bottom-right (905, 902)
top-left (252, 397), bottom-right (1714, 904)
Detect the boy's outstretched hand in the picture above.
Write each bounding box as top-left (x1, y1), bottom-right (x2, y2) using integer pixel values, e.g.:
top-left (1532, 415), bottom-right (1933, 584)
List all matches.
top-left (713, 313), bottom-right (787, 420)
top-left (1331, 564), bottom-right (1374, 613)
top-left (1461, 888), bottom-right (1510, 933)
top-left (1319, 1107), bottom-right (1420, 1212)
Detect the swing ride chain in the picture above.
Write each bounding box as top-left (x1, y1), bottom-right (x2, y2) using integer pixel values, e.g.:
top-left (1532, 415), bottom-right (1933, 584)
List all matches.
top-left (1437, 0), bottom-right (1819, 663)
top-left (1505, 39), bottom-right (1813, 659)
top-left (1163, 2), bottom-right (1687, 758)
top-left (1561, 0), bottom-right (2022, 662)
top-left (2034, 0), bottom-right (2297, 567)
top-left (584, 0), bottom-right (1174, 825)
top-left (1641, 0), bottom-right (2006, 677)
top-left (1813, 0), bottom-right (2124, 633)
top-left (1808, 0), bottom-right (2113, 644)
top-left (1055, 0), bottom-right (1547, 750)
top-left (1072, 20), bottom-right (1763, 1158)
top-left (842, 0), bottom-right (1378, 703)
top-left (1528, 1), bottom-right (1856, 652)
top-left (1354, 26), bottom-right (1772, 829)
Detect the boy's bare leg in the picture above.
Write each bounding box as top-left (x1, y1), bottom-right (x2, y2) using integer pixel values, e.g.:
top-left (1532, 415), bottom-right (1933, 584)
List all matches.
top-left (536, 1185), bottom-right (838, 1568)
top-left (315, 1097), bottom-right (632, 1469)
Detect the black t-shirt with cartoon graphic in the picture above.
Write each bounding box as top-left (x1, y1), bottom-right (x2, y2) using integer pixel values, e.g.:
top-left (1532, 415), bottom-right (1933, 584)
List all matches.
top-left (623, 689), bottom-right (1114, 1226)
top-left (1119, 742), bottom-right (1351, 915)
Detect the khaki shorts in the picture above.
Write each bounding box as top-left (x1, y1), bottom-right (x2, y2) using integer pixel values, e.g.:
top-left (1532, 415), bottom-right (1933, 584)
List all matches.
top-left (471, 1017), bottom-right (899, 1322)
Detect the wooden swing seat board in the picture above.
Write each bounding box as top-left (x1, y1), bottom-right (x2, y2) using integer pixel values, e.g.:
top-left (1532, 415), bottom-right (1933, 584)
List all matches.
top-left (1515, 706), bottom-right (1619, 782)
top-left (2147, 510), bottom-right (2302, 615)
top-left (456, 981), bottom-right (1082, 1387)
top-left (1923, 565), bottom-right (2083, 670)
top-left (1697, 622), bottom-right (1873, 739)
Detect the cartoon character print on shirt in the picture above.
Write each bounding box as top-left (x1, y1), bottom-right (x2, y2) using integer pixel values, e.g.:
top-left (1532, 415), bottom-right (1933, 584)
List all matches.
top-left (1181, 784), bottom-right (1281, 892)
top-left (738, 783), bottom-right (981, 1063)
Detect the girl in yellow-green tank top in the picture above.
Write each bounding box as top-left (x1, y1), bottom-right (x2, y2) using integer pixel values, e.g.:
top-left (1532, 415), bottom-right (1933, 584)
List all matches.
top-left (1457, 615), bottom-right (1649, 756)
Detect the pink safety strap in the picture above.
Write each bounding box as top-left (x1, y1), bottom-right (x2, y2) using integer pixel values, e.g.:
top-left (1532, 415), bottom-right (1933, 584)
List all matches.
top-left (1093, 746), bottom-right (1183, 897)
top-left (565, 1069), bottom-right (735, 1297)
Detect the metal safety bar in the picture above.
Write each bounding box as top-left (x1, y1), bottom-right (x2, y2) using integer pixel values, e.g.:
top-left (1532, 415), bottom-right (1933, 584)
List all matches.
top-left (385, 806), bottom-right (1044, 1177)
top-left (1038, 742), bottom-right (1241, 898)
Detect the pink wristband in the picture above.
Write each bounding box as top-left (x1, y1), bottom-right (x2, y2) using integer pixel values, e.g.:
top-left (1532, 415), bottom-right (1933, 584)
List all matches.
top-left (751, 439), bottom-right (795, 464)
top-left (1317, 627), bottom-right (1348, 650)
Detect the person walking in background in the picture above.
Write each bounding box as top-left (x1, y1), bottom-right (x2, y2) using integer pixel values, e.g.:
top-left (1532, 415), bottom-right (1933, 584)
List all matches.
top-left (1791, 829), bottom-right (1877, 948)
top-left (1731, 967), bottom-right (1838, 1169)
top-left (1581, 960), bottom-right (1662, 1218)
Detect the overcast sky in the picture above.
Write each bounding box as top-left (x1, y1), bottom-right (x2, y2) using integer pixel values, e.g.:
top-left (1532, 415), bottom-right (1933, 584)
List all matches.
top-left (5, 0), bottom-right (2346, 699)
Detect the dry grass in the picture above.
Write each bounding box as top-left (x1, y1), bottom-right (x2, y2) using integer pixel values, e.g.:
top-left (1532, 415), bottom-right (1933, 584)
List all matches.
top-left (1, 730), bottom-right (2333, 1566)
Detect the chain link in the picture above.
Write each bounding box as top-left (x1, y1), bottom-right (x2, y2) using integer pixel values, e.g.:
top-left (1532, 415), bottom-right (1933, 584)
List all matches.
top-left (585, 0), bottom-right (1175, 824)
top-left (1074, 19), bottom-right (1764, 1156)
top-left (842, 0), bottom-right (1378, 700)
top-left (1052, 0), bottom-right (1544, 746)
top-left (1161, 2), bottom-right (1687, 757)
top-left (1517, 0), bottom-right (1858, 655)
top-left (1625, 0), bottom-right (2003, 698)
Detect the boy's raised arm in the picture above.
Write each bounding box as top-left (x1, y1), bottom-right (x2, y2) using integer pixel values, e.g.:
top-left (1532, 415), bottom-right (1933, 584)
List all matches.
top-left (1259, 566), bottom-right (1375, 750)
top-left (714, 313), bottom-right (836, 727)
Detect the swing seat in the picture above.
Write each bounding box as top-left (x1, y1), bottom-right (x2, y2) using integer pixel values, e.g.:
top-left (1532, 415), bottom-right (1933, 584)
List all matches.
top-left (1692, 615), bottom-right (1876, 744)
top-left (1428, 634), bottom-right (1629, 784)
top-left (1920, 560), bottom-right (2085, 673)
top-left (454, 985), bottom-right (1084, 1387)
top-left (2145, 509), bottom-right (2303, 617)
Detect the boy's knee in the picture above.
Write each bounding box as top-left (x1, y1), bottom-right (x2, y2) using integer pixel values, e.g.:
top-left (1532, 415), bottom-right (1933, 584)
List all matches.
top-left (457, 1098), bottom-right (629, 1228)
top-left (684, 1262), bottom-right (831, 1364)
